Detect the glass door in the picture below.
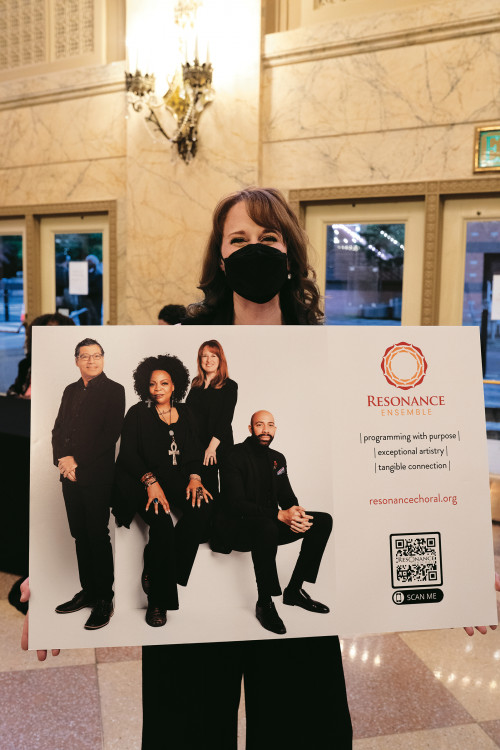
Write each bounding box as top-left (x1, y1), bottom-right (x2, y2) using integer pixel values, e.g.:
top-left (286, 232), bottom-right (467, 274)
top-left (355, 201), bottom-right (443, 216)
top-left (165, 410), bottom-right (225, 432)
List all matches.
top-left (439, 197), bottom-right (500, 378)
top-left (440, 197), bottom-right (500, 470)
top-left (0, 219), bottom-right (26, 394)
top-left (40, 215), bottom-right (109, 325)
top-left (305, 200), bottom-right (425, 325)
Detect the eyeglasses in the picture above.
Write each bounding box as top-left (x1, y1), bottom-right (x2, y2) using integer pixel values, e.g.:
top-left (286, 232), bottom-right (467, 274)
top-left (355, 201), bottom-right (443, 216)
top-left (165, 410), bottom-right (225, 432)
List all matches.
top-left (78, 354), bottom-right (103, 362)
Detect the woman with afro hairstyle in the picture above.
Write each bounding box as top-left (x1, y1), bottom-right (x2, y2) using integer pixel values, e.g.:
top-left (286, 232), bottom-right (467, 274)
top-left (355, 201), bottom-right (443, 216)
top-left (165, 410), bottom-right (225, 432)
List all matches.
top-left (113, 353), bottom-right (213, 627)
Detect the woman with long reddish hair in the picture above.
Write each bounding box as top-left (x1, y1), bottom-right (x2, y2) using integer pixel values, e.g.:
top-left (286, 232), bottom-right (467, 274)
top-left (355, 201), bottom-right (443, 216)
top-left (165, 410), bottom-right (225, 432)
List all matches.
top-left (186, 339), bottom-right (238, 499)
top-left (185, 186), bottom-right (323, 325)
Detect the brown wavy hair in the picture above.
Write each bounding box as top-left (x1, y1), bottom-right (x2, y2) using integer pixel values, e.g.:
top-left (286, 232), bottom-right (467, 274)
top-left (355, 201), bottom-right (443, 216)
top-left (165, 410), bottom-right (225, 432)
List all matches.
top-left (191, 339), bottom-right (229, 389)
top-left (186, 187), bottom-right (323, 324)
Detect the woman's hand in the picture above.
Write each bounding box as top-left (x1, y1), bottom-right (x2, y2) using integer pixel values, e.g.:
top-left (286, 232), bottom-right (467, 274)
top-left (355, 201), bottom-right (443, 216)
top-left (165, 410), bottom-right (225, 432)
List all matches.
top-left (203, 437), bottom-right (220, 466)
top-left (20, 578), bottom-right (61, 661)
top-left (203, 447), bottom-right (217, 466)
top-left (145, 482), bottom-right (170, 515)
top-left (186, 479), bottom-right (213, 508)
top-left (463, 572), bottom-right (500, 636)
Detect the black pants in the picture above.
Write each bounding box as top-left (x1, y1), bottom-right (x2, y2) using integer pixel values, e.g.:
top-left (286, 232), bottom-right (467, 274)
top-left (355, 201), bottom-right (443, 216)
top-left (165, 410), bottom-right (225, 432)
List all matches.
top-left (215, 511), bottom-right (332, 597)
top-left (137, 504), bottom-right (178, 609)
top-left (142, 637), bottom-right (352, 750)
top-left (200, 463), bottom-right (219, 501)
top-left (174, 497), bottom-right (214, 586)
top-left (62, 479), bottom-right (114, 601)
top-left (137, 473), bottom-right (214, 605)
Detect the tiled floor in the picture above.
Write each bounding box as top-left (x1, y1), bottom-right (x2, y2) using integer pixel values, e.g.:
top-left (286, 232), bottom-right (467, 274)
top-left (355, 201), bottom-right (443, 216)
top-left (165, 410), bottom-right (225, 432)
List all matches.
top-left (1, 525), bottom-right (499, 750)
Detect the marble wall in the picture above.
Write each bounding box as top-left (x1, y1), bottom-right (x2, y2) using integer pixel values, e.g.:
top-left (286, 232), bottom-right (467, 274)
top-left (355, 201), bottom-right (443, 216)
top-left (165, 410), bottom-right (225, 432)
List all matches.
top-left (0, 62), bottom-right (128, 319)
top-left (1, 0), bottom-right (499, 323)
top-left (124, 0), bottom-right (261, 323)
top-left (0, 0), bottom-right (261, 324)
top-left (261, 0), bottom-right (500, 188)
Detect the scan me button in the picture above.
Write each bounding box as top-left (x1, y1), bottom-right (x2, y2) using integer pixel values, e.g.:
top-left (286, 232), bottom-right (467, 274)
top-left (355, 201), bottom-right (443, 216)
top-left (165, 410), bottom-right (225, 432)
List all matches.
top-left (392, 589), bottom-right (443, 605)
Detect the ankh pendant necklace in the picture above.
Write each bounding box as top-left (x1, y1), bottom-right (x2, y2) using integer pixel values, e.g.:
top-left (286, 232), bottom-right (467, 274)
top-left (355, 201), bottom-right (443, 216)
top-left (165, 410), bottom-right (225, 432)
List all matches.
top-left (155, 405), bottom-right (179, 465)
top-left (168, 430), bottom-right (180, 466)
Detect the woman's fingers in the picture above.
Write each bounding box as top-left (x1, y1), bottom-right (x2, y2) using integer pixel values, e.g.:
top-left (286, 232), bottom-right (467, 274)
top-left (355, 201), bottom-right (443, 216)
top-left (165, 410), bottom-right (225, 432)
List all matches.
top-left (21, 611), bottom-right (29, 651)
top-left (147, 497), bottom-right (170, 514)
top-left (464, 625), bottom-right (493, 636)
top-left (186, 481), bottom-right (212, 508)
top-left (146, 497), bottom-right (159, 513)
top-left (21, 611), bottom-right (60, 660)
top-left (198, 487), bottom-right (213, 506)
top-left (196, 487), bottom-right (204, 507)
top-left (20, 578), bottom-right (30, 602)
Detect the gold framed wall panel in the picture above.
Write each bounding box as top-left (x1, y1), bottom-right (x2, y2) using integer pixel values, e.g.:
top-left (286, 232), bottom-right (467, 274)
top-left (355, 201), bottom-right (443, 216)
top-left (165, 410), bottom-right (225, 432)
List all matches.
top-left (0, 200), bottom-right (118, 324)
top-left (289, 178), bottom-right (500, 326)
top-left (421, 189), bottom-right (441, 327)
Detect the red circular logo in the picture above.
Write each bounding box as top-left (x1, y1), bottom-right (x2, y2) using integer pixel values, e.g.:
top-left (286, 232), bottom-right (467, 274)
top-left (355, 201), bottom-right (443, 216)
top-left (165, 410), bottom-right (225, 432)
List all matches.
top-left (381, 342), bottom-right (427, 390)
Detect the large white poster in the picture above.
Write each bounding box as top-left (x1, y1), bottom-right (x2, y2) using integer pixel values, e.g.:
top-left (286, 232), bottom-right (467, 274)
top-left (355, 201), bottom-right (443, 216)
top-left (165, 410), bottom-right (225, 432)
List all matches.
top-left (329, 326), bottom-right (497, 634)
top-left (28, 325), bottom-right (497, 650)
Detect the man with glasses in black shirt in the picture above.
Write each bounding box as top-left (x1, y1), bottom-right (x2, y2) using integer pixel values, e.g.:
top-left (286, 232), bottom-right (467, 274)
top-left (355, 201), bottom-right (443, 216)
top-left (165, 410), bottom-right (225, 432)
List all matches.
top-left (52, 338), bottom-right (125, 629)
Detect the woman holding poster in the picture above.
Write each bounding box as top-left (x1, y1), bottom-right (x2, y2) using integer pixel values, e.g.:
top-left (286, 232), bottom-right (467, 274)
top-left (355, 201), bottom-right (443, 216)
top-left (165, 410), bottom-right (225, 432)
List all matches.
top-left (186, 339), bottom-right (238, 499)
top-left (20, 188), bottom-right (353, 750)
top-left (113, 353), bottom-right (213, 627)
top-left (142, 187), bottom-right (353, 750)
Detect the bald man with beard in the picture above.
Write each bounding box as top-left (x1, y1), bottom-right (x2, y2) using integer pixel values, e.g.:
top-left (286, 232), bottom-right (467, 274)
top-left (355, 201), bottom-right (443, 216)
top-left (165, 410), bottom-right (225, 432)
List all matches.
top-left (215, 410), bottom-right (332, 635)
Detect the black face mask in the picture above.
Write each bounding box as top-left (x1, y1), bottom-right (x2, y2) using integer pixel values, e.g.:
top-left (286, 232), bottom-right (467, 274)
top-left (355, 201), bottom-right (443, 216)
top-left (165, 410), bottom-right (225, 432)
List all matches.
top-left (223, 243), bottom-right (288, 304)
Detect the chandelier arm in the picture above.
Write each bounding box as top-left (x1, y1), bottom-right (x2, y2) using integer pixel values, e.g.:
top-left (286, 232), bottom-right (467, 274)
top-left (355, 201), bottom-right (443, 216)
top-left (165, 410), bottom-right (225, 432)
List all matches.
top-left (174, 101), bottom-right (196, 140)
top-left (131, 100), bottom-right (144, 113)
top-left (145, 107), bottom-right (179, 144)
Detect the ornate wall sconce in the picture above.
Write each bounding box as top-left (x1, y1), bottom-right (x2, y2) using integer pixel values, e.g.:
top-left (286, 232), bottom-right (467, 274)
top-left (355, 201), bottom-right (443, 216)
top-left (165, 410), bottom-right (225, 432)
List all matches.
top-left (125, 3), bottom-right (214, 164)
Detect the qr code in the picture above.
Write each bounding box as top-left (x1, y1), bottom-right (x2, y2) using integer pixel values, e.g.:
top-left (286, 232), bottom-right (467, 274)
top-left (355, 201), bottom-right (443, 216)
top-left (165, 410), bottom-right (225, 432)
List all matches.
top-left (390, 532), bottom-right (442, 589)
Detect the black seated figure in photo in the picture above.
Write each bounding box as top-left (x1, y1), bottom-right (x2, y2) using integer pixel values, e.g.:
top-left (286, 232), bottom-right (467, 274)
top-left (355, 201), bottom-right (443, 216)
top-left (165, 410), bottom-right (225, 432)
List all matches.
top-left (142, 187), bottom-right (352, 750)
top-left (213, 409), bottom-right (332, 636)
top-left (112, 353), bottom-right (213, 627)
top-left (51, 338), bottom-right (125, 630)
top-left (185, 338), bottom-right (238, 499)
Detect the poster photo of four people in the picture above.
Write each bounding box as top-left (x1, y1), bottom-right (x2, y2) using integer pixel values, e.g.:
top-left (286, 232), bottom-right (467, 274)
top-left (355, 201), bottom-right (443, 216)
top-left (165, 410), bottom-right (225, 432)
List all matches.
top-left (29, 324), bottom-right (336, 650)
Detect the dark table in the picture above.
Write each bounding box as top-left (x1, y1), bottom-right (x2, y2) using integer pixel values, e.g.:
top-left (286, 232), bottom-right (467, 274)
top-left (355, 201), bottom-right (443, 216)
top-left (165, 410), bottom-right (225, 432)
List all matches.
top-left (0, 396), bottom-right (30, 574)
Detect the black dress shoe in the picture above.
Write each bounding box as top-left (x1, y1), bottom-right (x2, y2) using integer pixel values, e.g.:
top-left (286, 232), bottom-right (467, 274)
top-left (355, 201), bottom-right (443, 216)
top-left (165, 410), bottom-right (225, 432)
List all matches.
top-left (255, 601), bottom-right (286, 635)
top-left (146, 603), bottom-right (167, 627)
top-left (84, 600), bottom-right (114, 630)
top-left (55, 590), bottom-right (95, 614)
top-left (283, 587), bottom-right (330, 613)
top-left (141, 568), bottom-right (151, 596)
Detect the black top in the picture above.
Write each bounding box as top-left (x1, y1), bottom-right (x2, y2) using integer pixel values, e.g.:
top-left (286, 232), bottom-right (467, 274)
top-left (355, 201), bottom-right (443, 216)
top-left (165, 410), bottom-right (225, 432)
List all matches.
top-left (113, 402), bottom-right (203, 527)
top-left (7, 355), bottom-right (31, 397)
top-left (185, 378), bottom-right (238, 454)
top-left (182, 302), bottom-right (234, 325)
top-left (51, 372), bottom-right (125, 486)
top-left (182, 298), bottom-right (317, 325)
top-left (220, 436), bottom-right (298, 520)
